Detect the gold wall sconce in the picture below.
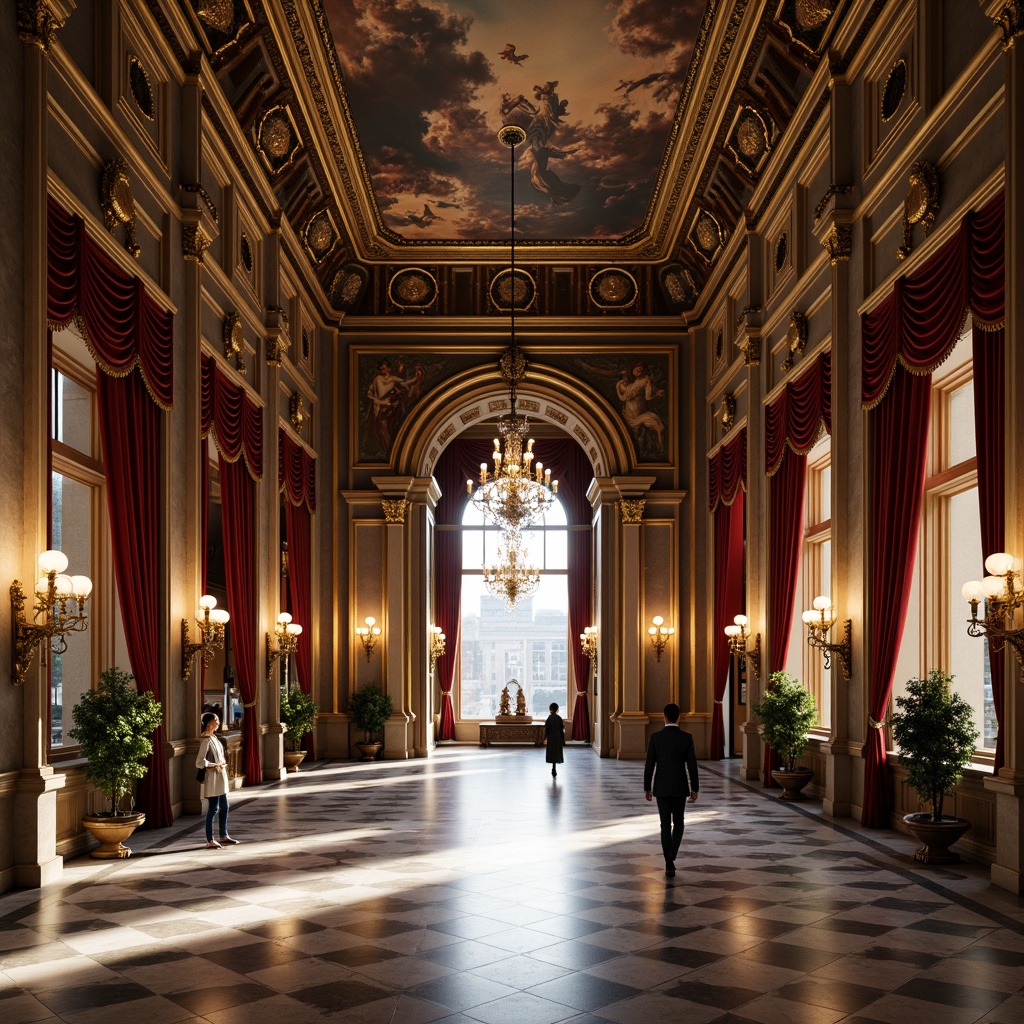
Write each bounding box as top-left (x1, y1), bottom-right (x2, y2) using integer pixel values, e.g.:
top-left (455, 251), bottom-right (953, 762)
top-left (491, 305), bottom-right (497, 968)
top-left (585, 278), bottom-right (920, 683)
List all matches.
top-left (648, 615), bottom-right (674, 662)
top-left (428, 624), bottom-right (446, 673)
top-left (10, 549), bottom-right (92, 686)
top-left (266, 612), bottom-right (303, 684)
top-left (579, 625), bottom-right (598, 671)
top-left (181, 594), bottom-right (229, 683)
top-left (963, 552), bottom-right (1024, 669)
top-left (355, 615), bottom-right (381, 661)
top-left (724, 614), bottom-right (761, 679)
top-left (801, 595), bottom-right (852, 679)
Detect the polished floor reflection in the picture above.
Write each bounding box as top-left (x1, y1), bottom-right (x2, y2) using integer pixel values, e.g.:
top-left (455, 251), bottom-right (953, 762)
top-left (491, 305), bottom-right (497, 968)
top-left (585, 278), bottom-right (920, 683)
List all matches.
top-left (2, 748), bottom-right (1024, 1024)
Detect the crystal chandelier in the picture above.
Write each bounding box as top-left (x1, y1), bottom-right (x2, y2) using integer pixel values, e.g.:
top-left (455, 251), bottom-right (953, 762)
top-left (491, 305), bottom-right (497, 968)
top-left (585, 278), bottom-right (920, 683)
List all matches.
top-left (483, 530), bottom-right (541, 609)
top-left (467, 124), bottom-right (557, 533)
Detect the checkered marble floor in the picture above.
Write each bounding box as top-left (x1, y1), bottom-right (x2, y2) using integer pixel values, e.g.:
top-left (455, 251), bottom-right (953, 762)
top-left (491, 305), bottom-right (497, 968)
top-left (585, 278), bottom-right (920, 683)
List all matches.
top-left (3, 748), bottom-right (1024, 1024)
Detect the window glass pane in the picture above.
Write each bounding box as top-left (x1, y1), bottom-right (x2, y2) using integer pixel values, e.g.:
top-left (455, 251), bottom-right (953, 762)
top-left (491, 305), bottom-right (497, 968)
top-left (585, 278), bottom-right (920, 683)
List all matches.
top-left (948, 380), bottom-right (976, 468)
top-left (546, 528), bottom-right (568, 570)
top-left (819, 465), bottom-right (831, 523)
top-left (52, 372), bottom-right (93, 456)
top-left (462, 529), bottom-right (483, 570)
top-left (50, 473), bottom-right (92, 748)
top-left (948, 489), bottom-right (989, 747)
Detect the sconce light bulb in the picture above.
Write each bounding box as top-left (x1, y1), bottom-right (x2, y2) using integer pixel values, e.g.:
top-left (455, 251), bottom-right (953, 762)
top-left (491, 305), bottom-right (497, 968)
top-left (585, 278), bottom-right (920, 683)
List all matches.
top-left (801, 609), bottom-right (819, 625)
top-left (289, 623), bottom-right (302, 636)
top-left (209, 609), bottom-right (230, 626)
top-left (364, 616), bottom-right (376, 628)
top-left (199, 594), bottom-right (217, 610)
top-left (733, 614), bottom-right (748, 627)
top-left (981, 575), bottom-right (1006, 600)
top-left (38, 549), bottom-right (69, 575)
top-left (652, 615), bottom-right (664, 626)
top-left (648, 626), bottom-right (657, 636)
top-left (277, 612), bottom-right (293, 625)
top-left (724, 624), bottom-right (740, 638)
top-left (54, 574), bottom-right (74, 598)
top-left (35, 576), bottom-right (50, 596)
top-left (812, 595), bottom-right (832, 611)
top-left (961, 580), bottom-right (985, 603)
top-left (985, 551), bottom-right (1015, 576)
top-left (70, 575), bottom-right (92, 599)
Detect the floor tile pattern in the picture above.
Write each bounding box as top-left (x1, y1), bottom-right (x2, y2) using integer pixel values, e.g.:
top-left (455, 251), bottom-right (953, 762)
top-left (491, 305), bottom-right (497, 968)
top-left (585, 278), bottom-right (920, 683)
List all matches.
top-left (2, 749), bottom-right (1024, 1023)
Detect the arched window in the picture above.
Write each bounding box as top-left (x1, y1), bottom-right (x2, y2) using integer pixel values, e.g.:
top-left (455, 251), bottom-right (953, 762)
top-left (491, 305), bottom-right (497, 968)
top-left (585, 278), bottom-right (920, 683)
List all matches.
top-left (459, 499), bottom-right (570, 720)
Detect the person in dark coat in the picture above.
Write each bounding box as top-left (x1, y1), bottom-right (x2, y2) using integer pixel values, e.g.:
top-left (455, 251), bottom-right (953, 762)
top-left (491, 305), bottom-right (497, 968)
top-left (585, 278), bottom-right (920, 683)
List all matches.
top-left (643, 702), bottom-right (699, 877)
top-left (544, 702), bottom-right (565, 777)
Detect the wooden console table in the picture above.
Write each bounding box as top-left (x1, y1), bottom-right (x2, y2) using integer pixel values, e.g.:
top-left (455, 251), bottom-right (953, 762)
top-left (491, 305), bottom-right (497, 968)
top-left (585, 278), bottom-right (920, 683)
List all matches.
top-left (479, 722), bottom-right (546, 747)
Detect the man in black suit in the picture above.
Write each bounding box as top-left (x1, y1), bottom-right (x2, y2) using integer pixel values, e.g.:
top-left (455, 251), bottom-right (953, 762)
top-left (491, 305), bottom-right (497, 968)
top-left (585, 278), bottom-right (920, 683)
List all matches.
top-left (644, 702), bottom-right (699, 877)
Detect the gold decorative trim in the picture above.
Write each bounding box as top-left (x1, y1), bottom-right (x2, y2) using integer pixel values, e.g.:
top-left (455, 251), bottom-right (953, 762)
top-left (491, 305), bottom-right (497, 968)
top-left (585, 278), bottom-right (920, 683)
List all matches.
top-left (255, 104), bottom-right (302, 175)
top-left (897, 161), bottom-right (939, 261)
top-left (382, 499), bottom-right (409, 523)
top-left (182, 223), bottom-right (211, 264)
top-left (302, 209), bottom-right (338, 265)
top-left (100, 159), bottom-right (141, 258)
top-left (994, 0), bottom-right (1024, 49)
top-left (588, 268), bottom-right (638, 310)
top-left (719, 394), bottom-right (736, 434)
top-left (490, 268), bottom-right (537, 312)
top-left (289, 392), bottom-right (306, 433)
top-left (179, 182), bottom-right (219, 224)
top-left (738, 335), bottom-right (761, 366)
top-left (782, 311), bottom-right (808, 371)
top-left (128, 55), bottom-right (155, 121)
top-left (18, 0), bottom-right (63, 52)
top-left (266, 333), bottom-right (289, 367)
top-left (388, 267), bottom-right (438, 310)
top-left (223, 313), bottom-right (245, 374)
top-left (813, 184), bottom-right (853, 225)
top-left (880, 58), bottom-right (908, 122)
top-left (620, 499), bottom-right (646, 524)
top-left (821, 224), bottom-right (852, 264)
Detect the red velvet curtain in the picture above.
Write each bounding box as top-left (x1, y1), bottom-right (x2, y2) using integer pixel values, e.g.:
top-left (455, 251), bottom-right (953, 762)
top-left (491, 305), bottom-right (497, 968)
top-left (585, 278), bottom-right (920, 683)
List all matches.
top-left (202, 356), bottom-right (264, 785)
top-left (47, 195), bottom-right (174, 828)
top-left (280, 430), bottom-right (316, 758)
top-left (973, 327), bottom-right (1005, 769)
top-left (860, 191), bottom-right (1004, 826)
top-left (709, 429), bottom-right (746, 759)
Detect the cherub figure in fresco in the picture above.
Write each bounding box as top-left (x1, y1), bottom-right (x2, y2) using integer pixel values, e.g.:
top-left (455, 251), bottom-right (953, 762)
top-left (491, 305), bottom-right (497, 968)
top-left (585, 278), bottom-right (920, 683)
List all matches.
top-left (615, 361), bottom-right (665, 451)
top-left (365, 359), bottom-right (423, 453)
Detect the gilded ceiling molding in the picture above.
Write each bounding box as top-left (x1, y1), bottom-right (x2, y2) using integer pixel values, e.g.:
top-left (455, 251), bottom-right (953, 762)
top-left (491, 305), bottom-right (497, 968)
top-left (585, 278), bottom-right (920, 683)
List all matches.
top-left (223, 313), bottom-right (245, 374)
top-left (782, 312), bottom-right (808, 371)
top-left (896, 162), bottom-right (939, 261)
top-left (100, 160), bottom-right (141, 258)
top-left (821, 224), bottom-right (852, 265)
top-left (620, 500), bottom-right (646, 524)
top-left (182, 223), bottom-right (211, 265)
top-left (18, 0), bottom-right (63, 52)
top-left (382, 499), bottom-right (409, 524)
top-left (994, 1), bottom-right (1024, 48)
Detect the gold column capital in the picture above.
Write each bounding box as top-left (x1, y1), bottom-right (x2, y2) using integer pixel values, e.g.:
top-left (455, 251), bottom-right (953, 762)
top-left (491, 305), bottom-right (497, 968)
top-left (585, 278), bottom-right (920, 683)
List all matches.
top-left (821, 224), bottom-right (853, 265)
top-left (994, 0), bottom-right (1024, 49)
top-left (18, 1), bottom-right (63, 53)
top-left (382, 498), bottom-right (409, 523)
top-left (620, 499), bottom-right (645, 524)
top-left (182, 223), bottom-right (211, 265)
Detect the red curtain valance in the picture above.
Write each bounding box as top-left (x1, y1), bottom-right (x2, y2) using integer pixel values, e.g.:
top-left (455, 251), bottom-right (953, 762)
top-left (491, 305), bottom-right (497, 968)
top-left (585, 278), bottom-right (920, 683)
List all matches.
top-left (862, 190), bottom-right (1004, 408)
top-left (279, 429), bottom-right (316, 512)
top-left (709, 428), bottom-right (746, 512)
top-left (765, 349), bottom-right (832, 475)
top-left (201, 354), bottom-right (263, 480)
top-left (47, 195), bottom-right (173, 409)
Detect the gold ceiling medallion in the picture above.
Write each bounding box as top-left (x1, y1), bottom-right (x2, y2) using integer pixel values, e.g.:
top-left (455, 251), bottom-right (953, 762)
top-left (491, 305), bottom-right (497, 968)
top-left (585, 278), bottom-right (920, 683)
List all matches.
top-left (897, 161), bottom-right (939, 260)
top-left (881, 59), bottom-right (908, 122)
top-left (222, 312), bottom-right (245, 374)
top-left (728, 106), bottom-right (774, 175)
top-left (329, 264), bottom-right (368, 310)
top-left (302, 210), bottom-right (337, 265)
top-left (720, 394), bottom-right (736, 434)
top-left (821, 224), bottom-right (852, 265)
top-left (128, 56), bottom-right (155, 121)
top-left (191, 0), bottom-right (252, 56)
top-left (100, 159), bottom-right (142, 258)
top-left (255, 105), bottom-right (301, 175)
top-left (782, 311), bottom-right (808, 371)
top-left (588, 268), bottom-right (637, 310)
top-left (196, 0), bottom-right (234, 33)
top-left (690, 210), bottom-right (724, 265)
top-left (17, 1), bottom-right (63, 52)
top-left (994, 1), bottom-right (1024, 49)
top-left (658, 263), bottom-right (696, 312)
top-left (388, 268), bottom-right (438, 311)
top-left (490, 268), bottom-right (536, 312)
top-left (289, 392), bottom-right (306, 433)
top-left (776, 0), bottom-right (838, 53)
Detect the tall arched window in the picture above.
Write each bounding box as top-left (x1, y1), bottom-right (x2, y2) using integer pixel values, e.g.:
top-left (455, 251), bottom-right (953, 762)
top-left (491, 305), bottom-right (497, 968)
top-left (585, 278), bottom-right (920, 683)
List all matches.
top-left (459, 499), bottom-right (570, 719)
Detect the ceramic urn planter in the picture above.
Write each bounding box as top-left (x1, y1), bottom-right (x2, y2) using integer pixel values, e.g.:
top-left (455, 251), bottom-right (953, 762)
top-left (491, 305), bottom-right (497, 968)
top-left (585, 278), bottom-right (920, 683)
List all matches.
top-left (284, 750), bottom-right (307, 773)
top-left (770, 767), bottom-right (814, 801)
top-left (902, 813), bottom-right (972, 864)
top-left (81, 812), bottom-right (146, 859)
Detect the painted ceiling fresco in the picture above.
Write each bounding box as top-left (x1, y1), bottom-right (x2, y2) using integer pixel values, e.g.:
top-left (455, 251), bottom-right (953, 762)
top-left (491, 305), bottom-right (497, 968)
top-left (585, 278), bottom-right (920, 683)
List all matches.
top-left (322, 0), bottom-right (709, 242)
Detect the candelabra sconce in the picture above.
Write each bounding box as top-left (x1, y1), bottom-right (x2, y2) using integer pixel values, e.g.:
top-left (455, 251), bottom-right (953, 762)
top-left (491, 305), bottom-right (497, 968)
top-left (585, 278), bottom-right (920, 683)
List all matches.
top-left (10, 549), bottom-right (92, 686)
top-left (428, 624), bottom-right (446, 673)
top-left (355, 616), bottom-right (381, 661)
top-left (579, 625), bottom-right (598, 672)
top-left (801, 595), bottom-right (852, 679)
top-left (648, 616), bottom-right (674, 662)
top-left (266, 612), bottom-right (303, 684)
top-left (181, 595), bottom-right (230, 684)
top-left (962, 551), bottom-right (1024, 670)
top-left (723, 614), bottom-right (761, 680)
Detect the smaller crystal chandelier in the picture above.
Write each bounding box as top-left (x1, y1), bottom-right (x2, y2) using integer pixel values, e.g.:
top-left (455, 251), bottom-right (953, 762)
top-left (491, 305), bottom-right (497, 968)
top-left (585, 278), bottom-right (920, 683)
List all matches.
top-left (467, 124), bottom-right (557, 534)
top-left (483, 530), bottom-right (540, 609)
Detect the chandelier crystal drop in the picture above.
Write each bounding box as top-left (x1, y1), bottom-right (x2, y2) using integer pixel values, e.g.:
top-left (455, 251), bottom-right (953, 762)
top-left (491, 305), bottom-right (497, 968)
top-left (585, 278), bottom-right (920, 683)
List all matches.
top-left (467, 124), bottom-right (557, 533)
top-left (483, 530), bottom-right (541, 609)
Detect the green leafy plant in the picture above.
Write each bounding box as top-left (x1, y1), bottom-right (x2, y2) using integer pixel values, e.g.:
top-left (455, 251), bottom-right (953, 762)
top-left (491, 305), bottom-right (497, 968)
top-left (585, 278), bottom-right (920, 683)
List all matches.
top-left (752, 670), bottom-right (818, 771)
top-left (891, 669), bottom-right (979, 823)
top-left (69, 667), bottom-right (163, 816)
top-left (280, 686), bottom-right (318, 752)
top-left (350, 681), bottom-right (392, 741)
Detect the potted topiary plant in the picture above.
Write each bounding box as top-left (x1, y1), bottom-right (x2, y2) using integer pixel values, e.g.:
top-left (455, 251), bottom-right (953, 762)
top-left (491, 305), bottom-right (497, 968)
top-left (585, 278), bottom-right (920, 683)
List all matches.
top-left (279, 685), bottom-right (318, 772)
top-left (350, 681), bottom-right (392, 761)
top-left (891, 669), bottom-right (979, 864)
top-left (752, 670), bottom-right (818, 800)
top-left (69, 666), bottom-right (164, 858)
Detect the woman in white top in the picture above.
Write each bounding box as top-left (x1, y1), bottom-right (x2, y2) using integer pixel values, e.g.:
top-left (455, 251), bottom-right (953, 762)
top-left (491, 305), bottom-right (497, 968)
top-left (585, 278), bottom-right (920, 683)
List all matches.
top-left (196, 712), bottom-right (238, 848)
